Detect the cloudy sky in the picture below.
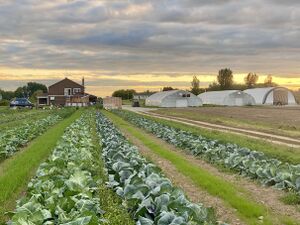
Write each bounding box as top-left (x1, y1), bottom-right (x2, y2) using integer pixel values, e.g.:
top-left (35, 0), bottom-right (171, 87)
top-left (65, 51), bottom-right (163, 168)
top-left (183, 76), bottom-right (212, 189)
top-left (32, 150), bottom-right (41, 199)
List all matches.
top-left (0, 0), bottom-right (299, 96)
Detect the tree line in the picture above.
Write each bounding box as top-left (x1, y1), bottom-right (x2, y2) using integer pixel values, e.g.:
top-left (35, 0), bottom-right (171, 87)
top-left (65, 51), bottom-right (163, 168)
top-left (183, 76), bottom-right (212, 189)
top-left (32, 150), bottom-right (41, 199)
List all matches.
top-left (112, 69), bottom-right (278, 99)
top-left (0, 82), bottom-right (47, 105)
top-left (189, 68), bottom-right (277, 95)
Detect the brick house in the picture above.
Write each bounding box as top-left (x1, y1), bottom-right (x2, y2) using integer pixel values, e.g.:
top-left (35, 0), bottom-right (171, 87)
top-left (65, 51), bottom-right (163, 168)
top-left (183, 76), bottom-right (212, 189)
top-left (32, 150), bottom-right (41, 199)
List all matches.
top-left (37, 78), bottom-right (97, 107)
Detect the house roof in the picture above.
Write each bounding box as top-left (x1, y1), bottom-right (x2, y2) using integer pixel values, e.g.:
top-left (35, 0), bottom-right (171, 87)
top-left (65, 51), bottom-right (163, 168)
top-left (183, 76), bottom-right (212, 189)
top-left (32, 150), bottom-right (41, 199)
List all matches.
top-left (48, 78), bottom-right (83, 88)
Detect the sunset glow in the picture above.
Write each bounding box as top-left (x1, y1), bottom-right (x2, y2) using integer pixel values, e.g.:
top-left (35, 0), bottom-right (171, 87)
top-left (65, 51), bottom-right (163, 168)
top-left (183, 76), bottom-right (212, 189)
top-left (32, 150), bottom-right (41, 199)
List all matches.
top-left (0, 1), bottom-right (299, 96)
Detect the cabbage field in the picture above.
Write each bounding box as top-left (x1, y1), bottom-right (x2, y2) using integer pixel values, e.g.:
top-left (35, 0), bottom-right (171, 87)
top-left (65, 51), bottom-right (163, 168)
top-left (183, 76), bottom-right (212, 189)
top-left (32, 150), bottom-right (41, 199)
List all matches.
top-left (0, 108), bottom-right (75, 161)
top-left (8, 113), bottom-right (104, 224)
top-left (112, 110), bottom-right (300, 194)
top-left (0, 115), bottom-right (61, 160)
top-left (2, 108), bottom-right (299, 225)
top-left (96, 112), bottom-right (218, 225)
top-left (2, 110), bottom-right (226, 225)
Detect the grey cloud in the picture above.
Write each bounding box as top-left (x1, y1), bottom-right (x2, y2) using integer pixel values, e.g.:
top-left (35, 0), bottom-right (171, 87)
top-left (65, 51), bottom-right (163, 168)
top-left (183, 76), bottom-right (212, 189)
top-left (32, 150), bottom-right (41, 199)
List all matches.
top-left (0, 0), bottom-right (299, 76)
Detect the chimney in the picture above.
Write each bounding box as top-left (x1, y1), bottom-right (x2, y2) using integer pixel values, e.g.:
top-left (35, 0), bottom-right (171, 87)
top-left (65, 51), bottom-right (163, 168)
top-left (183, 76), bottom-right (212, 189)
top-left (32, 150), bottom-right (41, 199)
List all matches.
top-left (82, 77), bottom-right (85, 94)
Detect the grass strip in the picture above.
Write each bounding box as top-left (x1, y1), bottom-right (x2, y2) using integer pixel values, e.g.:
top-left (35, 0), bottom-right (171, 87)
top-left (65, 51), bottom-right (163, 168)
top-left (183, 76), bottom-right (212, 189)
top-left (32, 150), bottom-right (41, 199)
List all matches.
top-left (0, 109), bottom-right (82, 223)
top-left (137, 112), bottom-right (300, 164)
top-left (105, 110), bottom-right (298, 225)
top-left (90, 111), bottom-right (135, 225)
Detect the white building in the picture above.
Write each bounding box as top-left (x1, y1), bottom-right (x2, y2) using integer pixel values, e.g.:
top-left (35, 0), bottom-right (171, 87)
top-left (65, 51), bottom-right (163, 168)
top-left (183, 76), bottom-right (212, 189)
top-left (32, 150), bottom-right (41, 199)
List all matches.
top-left (146, 90), bottom-right (202, 108)
top-left (198, 90), bottom-right (255, 106)
top-left (244, 87), bottom-right (297, 105)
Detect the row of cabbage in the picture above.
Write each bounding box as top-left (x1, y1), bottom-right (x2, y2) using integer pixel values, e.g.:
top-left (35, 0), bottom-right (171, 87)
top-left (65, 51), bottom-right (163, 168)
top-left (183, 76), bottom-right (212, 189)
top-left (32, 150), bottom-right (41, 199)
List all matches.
top-left (8, 113), bottom-right (105, 225)
top-left (96, 112), bottom-right (218, 225)
top-left (113, 110), bottom-right (300, 193)
top-left (0, 114), bottom-right (61, 161)
top-left (0, 110), bottom-right (45, 125)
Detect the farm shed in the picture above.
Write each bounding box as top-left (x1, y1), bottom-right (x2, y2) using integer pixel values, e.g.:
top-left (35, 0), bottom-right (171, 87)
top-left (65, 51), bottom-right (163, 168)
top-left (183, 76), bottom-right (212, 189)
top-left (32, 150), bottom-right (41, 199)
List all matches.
top-left (198, 90), bottom-right (255, 106)
top-left (103, 97), bottom-right (122, 109)
top-left (244, 87), bottom-right (297, 105)
top-left (145, 90), bottom-right (202, 108)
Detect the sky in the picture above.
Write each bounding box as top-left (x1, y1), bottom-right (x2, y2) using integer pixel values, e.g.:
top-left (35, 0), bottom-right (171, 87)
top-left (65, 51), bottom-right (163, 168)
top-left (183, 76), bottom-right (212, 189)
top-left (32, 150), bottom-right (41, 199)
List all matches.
top-left (0, 0), bottom-right (299, 96)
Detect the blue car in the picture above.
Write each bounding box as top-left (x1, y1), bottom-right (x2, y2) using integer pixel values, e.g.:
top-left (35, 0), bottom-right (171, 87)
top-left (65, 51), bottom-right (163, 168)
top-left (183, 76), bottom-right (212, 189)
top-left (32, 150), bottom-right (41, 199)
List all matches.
top-left (10, 98), bottom-right (34, 108)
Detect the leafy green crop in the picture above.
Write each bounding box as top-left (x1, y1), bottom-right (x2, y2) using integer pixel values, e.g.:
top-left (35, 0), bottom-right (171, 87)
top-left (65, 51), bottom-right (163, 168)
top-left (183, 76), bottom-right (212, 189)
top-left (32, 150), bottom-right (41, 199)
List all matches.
top-left (113, 110), bottom-right (300, 194)
top-left (7, 113), bottom-right (106, 225)
top-left (96, 112), bottom-right (219, 225)
top-left (0, 115), bottom-right (61, 160)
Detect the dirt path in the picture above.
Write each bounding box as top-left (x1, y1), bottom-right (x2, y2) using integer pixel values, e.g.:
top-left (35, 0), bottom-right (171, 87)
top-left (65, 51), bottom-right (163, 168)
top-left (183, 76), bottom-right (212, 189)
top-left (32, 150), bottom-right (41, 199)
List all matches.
top-left (140, 111), bottom-right (300, 148)
top-left (117, 123), bottom-right (300, 224)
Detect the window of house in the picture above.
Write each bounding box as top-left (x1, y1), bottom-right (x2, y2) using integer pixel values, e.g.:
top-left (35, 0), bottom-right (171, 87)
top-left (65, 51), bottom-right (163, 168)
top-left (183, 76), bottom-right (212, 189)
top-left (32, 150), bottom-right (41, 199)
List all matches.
top-left (64, 88), bottom-right (72, 96)
top-left (73, 88), bottom-right (81, 94)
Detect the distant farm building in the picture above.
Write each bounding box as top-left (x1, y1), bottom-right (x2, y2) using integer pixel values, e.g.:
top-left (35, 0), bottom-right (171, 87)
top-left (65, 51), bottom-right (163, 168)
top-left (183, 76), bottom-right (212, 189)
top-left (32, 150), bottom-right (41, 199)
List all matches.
top-left (146, 90), bottom-right (202, 108)
top-left (103, 97), bottom-right (122, 109)
top-left (244, 87), bottom-right (297, 105)
top-left (37, 78), bottom-right (97, 107)
top-left (198, 90), bottom-right (255, 106)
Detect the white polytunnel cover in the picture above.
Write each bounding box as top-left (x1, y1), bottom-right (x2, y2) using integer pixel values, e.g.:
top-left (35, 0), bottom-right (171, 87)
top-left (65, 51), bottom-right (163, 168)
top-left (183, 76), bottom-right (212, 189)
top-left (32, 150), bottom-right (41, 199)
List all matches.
top-left (145, 90), bottom-right (202, 108)
top-left (244, 87), bottom-right (297, 105)
top-left (198, 90), bottom-right (255, 106)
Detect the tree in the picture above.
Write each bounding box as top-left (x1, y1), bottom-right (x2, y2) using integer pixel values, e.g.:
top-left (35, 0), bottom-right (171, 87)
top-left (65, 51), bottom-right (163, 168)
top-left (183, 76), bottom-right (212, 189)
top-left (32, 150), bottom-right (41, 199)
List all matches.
top-left (14, 82), bottom-right (47, 98)
top-left (0, 89), bottom-right (15, 100)
top-left (264, 75), bottom-right (273, 87)
top-left (112, 89), bottom-right (136, 100)
top-left (27, 82), bottom-right (47, 94)
top-left (217, 68), bottom-right (233, 89)
top-left (162, 87), bottom-right (175, 91)
top-left (30, 90), bottom-right (43, 103)
top-left (190, 75), bottom-right (201, 95)
top-left (244, 73), bottom-right (259, 88)
top-left (14, 86), bottom-right (28, 98)
top-left (208, 82), bottom-right (221, 91)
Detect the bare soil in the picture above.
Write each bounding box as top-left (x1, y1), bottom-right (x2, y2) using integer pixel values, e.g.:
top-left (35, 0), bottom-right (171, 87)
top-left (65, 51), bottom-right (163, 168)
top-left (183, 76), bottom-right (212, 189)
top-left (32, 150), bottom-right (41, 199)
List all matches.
top-left (119, 124), bottom-right (300, 225)
top-left (153, 106), bottom-right (300, 138)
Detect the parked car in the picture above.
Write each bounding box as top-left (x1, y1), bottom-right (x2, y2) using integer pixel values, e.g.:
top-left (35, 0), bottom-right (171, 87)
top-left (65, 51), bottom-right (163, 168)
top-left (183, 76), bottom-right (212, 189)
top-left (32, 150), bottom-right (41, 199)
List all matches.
top-left (132, 100), bottom-right (140, 107)
top-left (10, 98), bottom-right (34, 109)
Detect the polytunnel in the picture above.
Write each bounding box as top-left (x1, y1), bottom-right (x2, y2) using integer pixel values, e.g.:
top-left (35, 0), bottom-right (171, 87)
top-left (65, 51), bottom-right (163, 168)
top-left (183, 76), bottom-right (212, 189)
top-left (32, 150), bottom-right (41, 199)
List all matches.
top-left (145, 90), bottom-right (202, 107)
top-left (198, 90), bottom-right (255, 106)
top-left (244, 87), bottom-right (297, 105)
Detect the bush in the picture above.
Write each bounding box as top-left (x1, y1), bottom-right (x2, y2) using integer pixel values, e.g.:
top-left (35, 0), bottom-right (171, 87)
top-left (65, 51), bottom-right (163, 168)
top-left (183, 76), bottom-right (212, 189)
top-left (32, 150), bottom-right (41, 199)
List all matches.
top-left (0, 99), bottom-right (9, 106)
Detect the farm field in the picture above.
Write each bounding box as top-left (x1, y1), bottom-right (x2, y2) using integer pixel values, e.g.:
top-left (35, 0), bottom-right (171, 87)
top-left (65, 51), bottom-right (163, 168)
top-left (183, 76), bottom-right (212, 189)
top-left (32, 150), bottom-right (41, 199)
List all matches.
top-left (153, 106), bottom-right (300, 138)
top-left (112, 110), bottom-right (300, 193)
top-left (106, 109), bottom-right (300, 225)
top-left (0, 108), bottom-right (75, 161)
top-left (0, 109), bottom-right (80, 222)
top-left (0, 109), bottom-right (221, 225)
top-left (0, 108), bottom-right (73, 131)
top-left (1, 108), bottom-right (300, 225)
